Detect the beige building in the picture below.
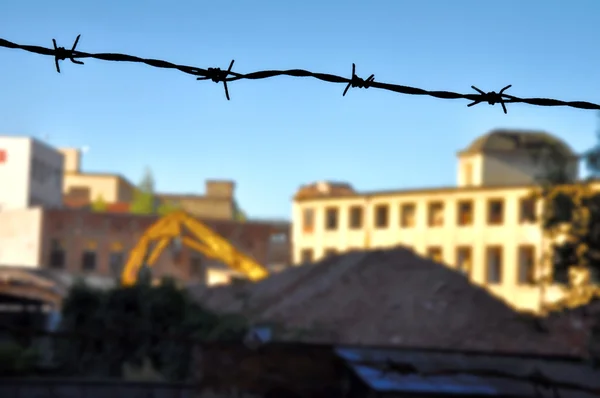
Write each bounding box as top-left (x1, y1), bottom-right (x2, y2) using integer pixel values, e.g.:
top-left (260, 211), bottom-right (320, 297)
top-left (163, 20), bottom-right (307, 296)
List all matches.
top-left (157, 180), bottom-right (239, 220)
top-left (291, 129), bottom-right (582, 313)
top-left (59, 148), bottom-right (136, 206)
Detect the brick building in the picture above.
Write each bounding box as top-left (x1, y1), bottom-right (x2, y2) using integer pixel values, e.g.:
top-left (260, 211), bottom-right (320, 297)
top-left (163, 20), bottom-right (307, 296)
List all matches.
top-left (40, 208), bottom-right (290, 285)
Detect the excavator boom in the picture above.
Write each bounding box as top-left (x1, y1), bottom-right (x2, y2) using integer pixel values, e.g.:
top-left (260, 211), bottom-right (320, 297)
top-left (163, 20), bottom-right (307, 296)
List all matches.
top-left (121, 211), bottom-right (270, 286)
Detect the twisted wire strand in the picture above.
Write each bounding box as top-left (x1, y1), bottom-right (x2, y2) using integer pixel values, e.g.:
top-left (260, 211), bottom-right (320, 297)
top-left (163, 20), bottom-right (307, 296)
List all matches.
top-left (1, 35), bottom-right (599, 114)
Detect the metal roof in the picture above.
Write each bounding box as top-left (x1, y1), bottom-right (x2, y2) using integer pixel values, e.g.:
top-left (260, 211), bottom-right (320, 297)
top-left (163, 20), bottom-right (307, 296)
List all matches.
top-left (335, 346), bottom-right (600, 397)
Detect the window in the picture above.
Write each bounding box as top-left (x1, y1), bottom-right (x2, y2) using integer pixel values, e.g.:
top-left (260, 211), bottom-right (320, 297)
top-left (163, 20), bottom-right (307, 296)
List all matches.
top-left (189, 256), bottom-right (203, 278)
top-left (302, 208), bottom-right (315, 233)
top-left (325, 207), bottom-right (339, 230)
top-left (81, 241), bottom-right (97, 272)
top-left (463, 162), bottom-right (473, 186)
top-left (324, 248), bottom-right (337, 258)
top-left (48, 239), bottom-right (65, 269)
top-left (517, 245), bottom-right (536, 285)
top-left (400, 203), bottom-right (416, 228)
top-left (519, 197), bottom-right (536, 223)
top-left (109, 251), bottom-right (124, 276)
top-left (487, 199), bottom-right (504, 225)
top-left (270, 233), bottom-right (287, 243)
top-left (67, 186), bottom-right (91, 202)
top-left (427, 246), bottom-right (443, 263)
top-left (428, 202), bottom-right (444, 227)
top-left (109, 242), bottom-right (124, 276)
top-left (486, 246), bottom-right (503, 284)
top-left (374, 204), bottom-right (389, 229)
top-left (300, 249), bottom-right (314, 264)
top-left (457, 200), bottom-right (473, 226)
top-left (349, 206), bottom-right (363, 229)
top-left (455, 246), bottom-right (472, 277)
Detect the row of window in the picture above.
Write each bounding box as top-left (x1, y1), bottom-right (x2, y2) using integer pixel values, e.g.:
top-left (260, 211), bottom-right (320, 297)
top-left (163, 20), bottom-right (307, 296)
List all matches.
top-left (48, 239), bottom-right (205, 278)
top-left (299, 244), bottom-right (537, 286)
top-left (302, 196), bottom-right (536, 232)
top-left (49, 244), bottom-right (126, 276)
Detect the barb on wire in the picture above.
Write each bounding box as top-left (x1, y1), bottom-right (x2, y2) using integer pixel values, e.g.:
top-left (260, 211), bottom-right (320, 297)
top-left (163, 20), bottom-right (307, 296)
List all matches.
top-left (1, 35), bottom-right (599, 113)
top-left (468, 85), bottom-right (512, 114)
top-left (197, 59), bottom-right (235, 100)
top-left (52, 34), bottom-right (84, 73)
top-left (343, 63), bottom-right (375, 97)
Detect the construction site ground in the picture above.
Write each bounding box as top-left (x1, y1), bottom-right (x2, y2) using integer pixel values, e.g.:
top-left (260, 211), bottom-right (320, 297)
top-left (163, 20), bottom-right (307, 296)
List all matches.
top-left (189, 246), bottom-right (597, 357)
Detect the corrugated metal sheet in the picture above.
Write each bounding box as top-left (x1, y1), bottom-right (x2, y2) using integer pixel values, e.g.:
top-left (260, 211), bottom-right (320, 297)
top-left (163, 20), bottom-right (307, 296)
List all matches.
top-left (347, 362), bottom-right (498, 395)
top-left (335, 346), bottom-right (600, 397)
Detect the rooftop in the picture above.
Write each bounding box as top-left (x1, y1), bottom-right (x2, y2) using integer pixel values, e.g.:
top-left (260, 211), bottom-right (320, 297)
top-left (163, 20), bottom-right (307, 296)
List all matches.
top-left (458, 129), bottom-right (576, 158)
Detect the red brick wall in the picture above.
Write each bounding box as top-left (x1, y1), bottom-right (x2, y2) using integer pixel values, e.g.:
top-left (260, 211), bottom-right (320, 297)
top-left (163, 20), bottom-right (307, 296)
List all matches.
top-left (40, 209), bottom-right (279, 282)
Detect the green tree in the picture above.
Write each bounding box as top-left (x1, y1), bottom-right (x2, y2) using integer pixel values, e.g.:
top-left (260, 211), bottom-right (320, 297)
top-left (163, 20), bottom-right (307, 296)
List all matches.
top-left (91, 195), bottom-right (108, 212)
top-left (529, 113), bottom-right (600, 314)
top-left (130, 167), bottom-right (156, 215)
top-left (157, 201), bottom-right (181, 216)
top-left (54, 273), bottom-right (249, 381)
top-left (232, 200), bottom-right (247, 222)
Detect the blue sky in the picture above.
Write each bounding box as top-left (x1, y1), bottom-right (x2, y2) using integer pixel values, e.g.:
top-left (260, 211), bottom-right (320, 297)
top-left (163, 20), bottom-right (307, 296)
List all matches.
top-left (1, 0), bottom-right (599, 220)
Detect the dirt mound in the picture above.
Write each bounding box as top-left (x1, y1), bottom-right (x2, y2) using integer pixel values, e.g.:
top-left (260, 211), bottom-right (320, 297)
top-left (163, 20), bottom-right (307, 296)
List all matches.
top-left (189, 247), bottom-right (581, 355)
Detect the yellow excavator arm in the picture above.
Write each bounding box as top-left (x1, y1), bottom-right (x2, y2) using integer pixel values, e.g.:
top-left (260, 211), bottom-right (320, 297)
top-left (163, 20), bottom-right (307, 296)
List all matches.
top-left (121, 210), bottom-right (270, 286)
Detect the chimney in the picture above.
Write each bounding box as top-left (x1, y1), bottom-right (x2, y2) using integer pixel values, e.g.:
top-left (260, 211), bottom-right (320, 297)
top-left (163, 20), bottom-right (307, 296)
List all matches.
top-left (58, 148), bottom-right (81, 173)
top-left (205, 180), bottom-right (235, 199)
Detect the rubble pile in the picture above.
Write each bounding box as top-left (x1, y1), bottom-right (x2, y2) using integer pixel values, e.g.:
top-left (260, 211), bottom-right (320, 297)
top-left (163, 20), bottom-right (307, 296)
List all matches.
top-left (189, 246), bottom-right (584, 356)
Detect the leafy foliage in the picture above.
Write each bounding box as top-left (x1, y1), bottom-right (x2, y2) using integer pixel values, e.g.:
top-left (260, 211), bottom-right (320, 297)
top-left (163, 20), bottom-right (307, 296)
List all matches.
top-left (90, 194), bottom-right (108, 212)
top-left (157, 201), bottom-right (181, 216)
top-left (130, 167), bottom-right (157, 215)
top-left (233, 200), bottom-right (247, 222)
top-left (54, 273), bottom-right (250, 381)
top-left (0, 340), bottom-right (40, 376)
top-left (531, 113), bottom-right (600, 297)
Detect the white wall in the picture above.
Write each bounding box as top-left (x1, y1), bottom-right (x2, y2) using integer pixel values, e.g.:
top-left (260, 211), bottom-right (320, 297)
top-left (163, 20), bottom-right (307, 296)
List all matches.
top-left (0, 136), bottom-right (63, 211)
top-left (457, 154), bottom-right (484, 187)
top-left (0, 137), bottom-right (31, 211)
top-left (0, 207), bottom-right (43, 267)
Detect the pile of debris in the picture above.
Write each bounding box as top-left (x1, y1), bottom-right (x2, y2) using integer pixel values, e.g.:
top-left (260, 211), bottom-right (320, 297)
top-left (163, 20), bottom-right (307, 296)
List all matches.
top-left (189, 247), bottom-right (589, 356)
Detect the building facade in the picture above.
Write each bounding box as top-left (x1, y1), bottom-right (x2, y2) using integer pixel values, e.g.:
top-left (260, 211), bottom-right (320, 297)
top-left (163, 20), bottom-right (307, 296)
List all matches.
top-left (291, 129), bottom-right (581, 313)
top-left (157, 180), bottom-right (240, 220)
top-left (0, 207), bottom-right (288, 286)
top-left (59, 147), bottom-right (136, 207)
top-left (0, 136), bottom-right (63, 211)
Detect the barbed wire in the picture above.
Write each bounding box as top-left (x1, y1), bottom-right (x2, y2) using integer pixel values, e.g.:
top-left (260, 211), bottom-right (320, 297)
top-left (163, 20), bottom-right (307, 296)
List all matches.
top-left (1, 34), bottom-right (600, 114)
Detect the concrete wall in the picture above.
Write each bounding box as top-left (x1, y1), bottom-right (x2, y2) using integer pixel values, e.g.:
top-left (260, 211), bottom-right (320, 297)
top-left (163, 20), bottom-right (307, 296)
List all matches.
top-left (0, 137), bottom-right (32, 211)
top-left (0, 207), bottom-right (43, 267)
top-left (63, 174), bottom-right (122, 203)
top-left (456, 154), bottom-right (484, 187)
top-left (29, 140), bottom-right (64, 208)
top-left (291, 183), bottom-right (588, 313)
top-left (57, 148), bottom-right (81, 173)
top-left (0, 137), bottom-right (63, 211)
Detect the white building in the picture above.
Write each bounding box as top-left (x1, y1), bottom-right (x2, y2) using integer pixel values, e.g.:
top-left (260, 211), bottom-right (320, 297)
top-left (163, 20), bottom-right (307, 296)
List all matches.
top-left (291, 129), bottom-right (582, 313)
top-left (0, 136), bottom-right (64, 211)
top-left (0, 136), bottom-right (63, 268)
